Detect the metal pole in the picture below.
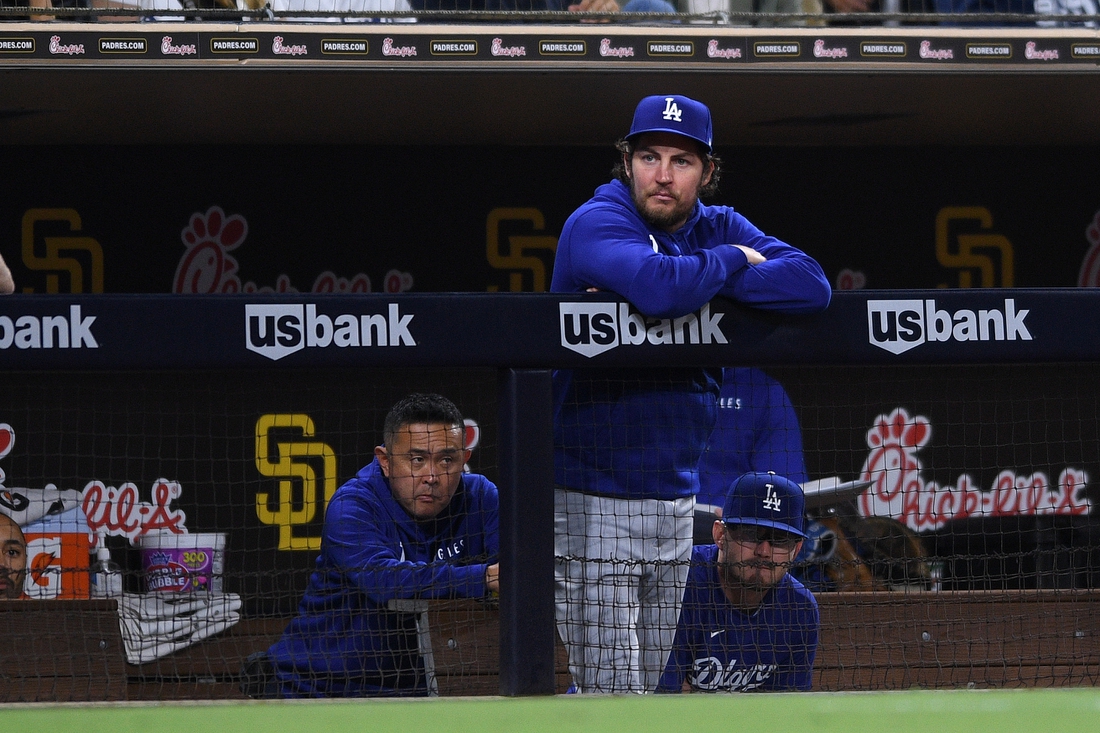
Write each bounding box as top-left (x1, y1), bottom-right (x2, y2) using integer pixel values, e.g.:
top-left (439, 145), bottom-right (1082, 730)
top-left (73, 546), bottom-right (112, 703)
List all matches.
top-left (497, 368), bottom-right (556, 695)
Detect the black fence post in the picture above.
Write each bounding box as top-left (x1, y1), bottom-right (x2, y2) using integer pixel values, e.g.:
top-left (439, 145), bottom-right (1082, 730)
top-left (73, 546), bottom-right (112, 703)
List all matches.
top-left (497, 368), bottom-right (556, 696)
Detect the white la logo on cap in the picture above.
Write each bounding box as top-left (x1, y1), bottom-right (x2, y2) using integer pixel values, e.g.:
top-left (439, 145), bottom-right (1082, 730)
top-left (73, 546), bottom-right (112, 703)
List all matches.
top-left (661, 97), bottom-right (682, 122)
top-left (762, 484), bottom-right (782, 512)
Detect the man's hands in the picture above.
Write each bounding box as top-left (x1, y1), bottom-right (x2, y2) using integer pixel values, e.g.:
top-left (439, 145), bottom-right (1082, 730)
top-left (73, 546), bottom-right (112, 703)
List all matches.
top-left (568, 0), bottom-right (620, 21)
top-left (824, 0), bottom-right (875, 10)
top-left (732, 244), bottom-right (767, 265)
top-left (568, 0), bottom-right (621, 10)
top-left (0, 253), bottom-right (14, 295)
top-left (485, 563), bottom-right (499, 594)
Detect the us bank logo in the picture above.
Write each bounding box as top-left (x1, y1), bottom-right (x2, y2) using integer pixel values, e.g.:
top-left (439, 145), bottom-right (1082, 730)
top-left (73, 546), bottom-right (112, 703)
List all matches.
top-left (0, 306), bottom-right (98, 350)
top-left (559, 302), bottom-right (727, 358)
top-left (246, 303), bottom-right (416, 361)
top-left (867, 298), bottom-right (1032, 355)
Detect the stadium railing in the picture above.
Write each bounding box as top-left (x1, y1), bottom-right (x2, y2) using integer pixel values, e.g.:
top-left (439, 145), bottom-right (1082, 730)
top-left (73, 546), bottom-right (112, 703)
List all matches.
top-left (0, 1), bottom-right (1096, 26)
top-left (1, 289), bottom-right (1099, 700)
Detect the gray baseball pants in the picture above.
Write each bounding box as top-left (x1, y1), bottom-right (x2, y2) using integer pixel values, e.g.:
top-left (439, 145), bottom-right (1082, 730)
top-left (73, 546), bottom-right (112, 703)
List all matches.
top-left (554, 488), bottom-right (694, 693)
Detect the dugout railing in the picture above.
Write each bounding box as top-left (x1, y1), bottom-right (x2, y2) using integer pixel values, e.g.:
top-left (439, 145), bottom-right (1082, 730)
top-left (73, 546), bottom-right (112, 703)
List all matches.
top-left (0, 5), bottom-right (1095, 25)
top-left (0, 289), bottom-right (1098, 698)
top-left (3, 23), bottom-right (1096, 153)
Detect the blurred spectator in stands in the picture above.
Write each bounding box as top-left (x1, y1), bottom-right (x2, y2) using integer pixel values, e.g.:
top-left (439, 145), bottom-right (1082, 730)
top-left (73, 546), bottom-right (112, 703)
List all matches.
top-left (574, 0), bottom-right (678, 11)
top-left (0, 253), bottom-right (13, 295)
top-left (411, 0), bottom-right (678, 13)
top-left (1034, 0), bottom-right (1097, 25)
top-left (0, 0), bottom-right (52, 20)
top-left (681, 0), bottom-right (939, 20)
top-left (683, 0), bottom-right (823, 21)
top-left (0, 514), bottom-right (28, 600)
top-left (934, 0), bottom-right (1032, 12)
top-left (242, 393), bottom-right (499, 698)
top-left (18, 0), bottom-right (94, 20)
top-left (694, 367), bottom-right (807, 543)
top-left (270, 0), bottom-right (414, 20)
top-left (933, 0), bottom-right (1046, 23)
top-left (657, 472), bottom-right (819, 692)
top-left (105, 0), bottom-right (681, 13)
top-left (93, 0), bottom-right (403, 21)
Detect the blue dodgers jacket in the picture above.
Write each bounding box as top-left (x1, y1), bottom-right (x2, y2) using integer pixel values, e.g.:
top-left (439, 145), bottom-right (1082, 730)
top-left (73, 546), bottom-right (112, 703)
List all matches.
top-left (552, 180), bottom-right (831, 501)
top-left (267, 459), bottom-right (499, 697)
top-left (657, 544), bottom-right (819, 693)
top-left (697, 367), bottom-right (809, 509)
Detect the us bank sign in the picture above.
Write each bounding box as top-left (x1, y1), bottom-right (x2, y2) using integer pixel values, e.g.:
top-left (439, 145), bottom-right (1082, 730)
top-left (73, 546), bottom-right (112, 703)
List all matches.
top-left (867, 298), bottom-right (1032, 355)
top-left (246, 303), bottom-right (416, 361)
top-left (559, 302), bottom-right (727, 358)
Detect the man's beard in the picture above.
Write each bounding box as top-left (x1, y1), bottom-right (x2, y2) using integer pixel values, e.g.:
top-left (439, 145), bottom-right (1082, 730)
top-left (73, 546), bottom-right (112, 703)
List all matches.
top-left (630, 178), bottom-right (700, 231)
top-left (719, 557), bottom-right (786, 592)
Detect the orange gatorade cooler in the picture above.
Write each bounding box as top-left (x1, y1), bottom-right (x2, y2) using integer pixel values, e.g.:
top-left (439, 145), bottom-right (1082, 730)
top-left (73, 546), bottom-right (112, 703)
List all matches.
top-left (22, 506), bottom-right (93, 600)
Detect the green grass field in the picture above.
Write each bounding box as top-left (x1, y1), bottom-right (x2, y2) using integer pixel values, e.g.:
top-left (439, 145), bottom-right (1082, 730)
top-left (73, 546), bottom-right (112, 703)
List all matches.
top-left (3, 688), bottom-right (1099, 733)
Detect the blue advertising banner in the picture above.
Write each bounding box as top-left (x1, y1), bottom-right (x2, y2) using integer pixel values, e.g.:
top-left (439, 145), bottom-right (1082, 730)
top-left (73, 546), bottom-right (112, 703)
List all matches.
top-left (0, 290), bottom-right (1096, 370)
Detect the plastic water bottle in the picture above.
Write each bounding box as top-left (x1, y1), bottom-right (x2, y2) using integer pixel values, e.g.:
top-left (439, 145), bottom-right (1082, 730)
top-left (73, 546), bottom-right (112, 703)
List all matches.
top-left (90, 531), bottom-right (123, 599)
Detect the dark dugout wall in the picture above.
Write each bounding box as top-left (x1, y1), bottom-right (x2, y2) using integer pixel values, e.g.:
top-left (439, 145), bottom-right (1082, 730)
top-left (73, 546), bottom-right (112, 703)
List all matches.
top-left (3, 145), bottom-right (1099, 294)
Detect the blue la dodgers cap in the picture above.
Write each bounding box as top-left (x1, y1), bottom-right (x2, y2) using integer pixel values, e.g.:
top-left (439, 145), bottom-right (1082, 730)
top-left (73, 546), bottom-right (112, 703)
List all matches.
top-left (722, 471), bottom-right (807, 539)
top-left (626, 94), bottom-right (713, 153)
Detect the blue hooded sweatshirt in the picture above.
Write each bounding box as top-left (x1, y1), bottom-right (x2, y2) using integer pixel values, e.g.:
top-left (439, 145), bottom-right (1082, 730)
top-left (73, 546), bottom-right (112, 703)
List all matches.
top-left (267, 458), bottom-right (499, 697)
top-left (552, 179), bottom-right (830, 501)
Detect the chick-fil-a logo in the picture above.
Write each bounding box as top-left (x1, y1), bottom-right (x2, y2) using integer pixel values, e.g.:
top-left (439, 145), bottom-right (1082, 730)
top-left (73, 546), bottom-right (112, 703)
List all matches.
top-left (49, 35), bottom-right (85, 56)
top-left (813, 39), bottom-right (848, 58)
top-left (491, 38), bottom-right (526, 57)
top-left (599, 38), bottom-right (634, 57)
top-left (706, 39), bottom-right (741, 59)
top-left (161, 36), bottom-right (197, 56)
top-left (382, 37), bottom-right (417, 57)
top-left (81, 479), bottom-right (188, 541)
top-left (919, 40), bottom-right (953, 60)
top-left (1077, 210), bottom-right (1100, 286)
top-left (1024, 41), bottom-right (1059, 60)
top-left (272, 36), bottom-right (308, 56)
top-left (858, 407), bottom-right (1090, 532)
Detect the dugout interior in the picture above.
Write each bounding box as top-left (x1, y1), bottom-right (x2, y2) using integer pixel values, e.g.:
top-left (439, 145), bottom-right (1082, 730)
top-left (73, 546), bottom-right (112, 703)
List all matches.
top-left (2, 16), bottom-right (1100, 700)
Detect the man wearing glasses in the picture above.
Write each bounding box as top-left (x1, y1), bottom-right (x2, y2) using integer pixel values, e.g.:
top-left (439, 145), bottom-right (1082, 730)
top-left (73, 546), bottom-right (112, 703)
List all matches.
top-left (250, 393), bottom-right (499, 698)
top-left (658, 471), bottom-right (819, 692)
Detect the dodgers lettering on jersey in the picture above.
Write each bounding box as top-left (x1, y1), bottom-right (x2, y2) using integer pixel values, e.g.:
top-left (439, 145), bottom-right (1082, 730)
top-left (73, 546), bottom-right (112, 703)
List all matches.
top-left (689, 658), bottom-right (778, 691)
top-left (435, 539), bottom-right (466, 561)
top-left (657, 544), bottom-right (819, 693)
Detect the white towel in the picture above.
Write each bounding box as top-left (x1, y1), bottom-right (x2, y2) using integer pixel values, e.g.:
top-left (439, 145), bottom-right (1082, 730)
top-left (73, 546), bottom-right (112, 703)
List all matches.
top-left (117, 592), bottom-right (242, 664)
top-left (0, 485), bottom-right (83, 526)
top-left (121, 615), bottom-right (242, 665)
top-left (120, 592), bottom-right (242, 621)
